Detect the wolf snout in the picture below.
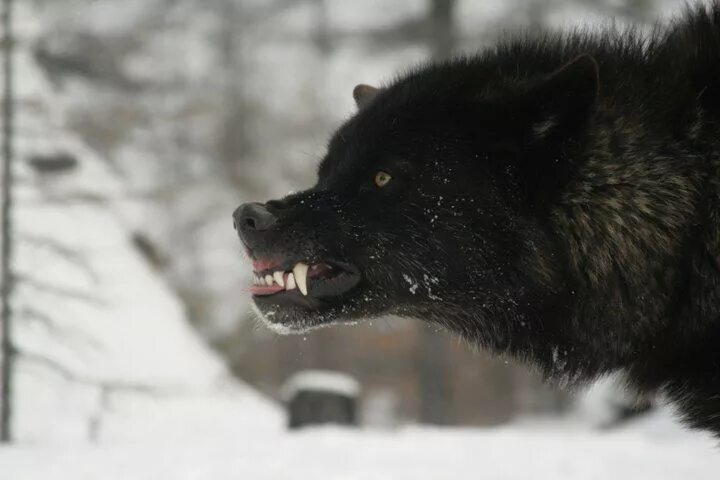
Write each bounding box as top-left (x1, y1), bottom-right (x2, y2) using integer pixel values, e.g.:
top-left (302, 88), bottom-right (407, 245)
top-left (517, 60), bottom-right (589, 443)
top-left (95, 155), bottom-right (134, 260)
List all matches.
top-left (233, 202), bottom-right (277, 243)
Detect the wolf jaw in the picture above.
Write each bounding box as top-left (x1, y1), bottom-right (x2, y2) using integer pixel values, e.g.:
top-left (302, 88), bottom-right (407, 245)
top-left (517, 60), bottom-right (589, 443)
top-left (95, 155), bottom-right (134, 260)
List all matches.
top-left (249, 259), bottom-right (360, 299)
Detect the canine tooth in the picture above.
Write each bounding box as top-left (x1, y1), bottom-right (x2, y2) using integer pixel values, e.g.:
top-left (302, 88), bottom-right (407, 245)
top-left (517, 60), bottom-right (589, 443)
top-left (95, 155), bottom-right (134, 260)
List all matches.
top-left (265, 274), bottom-right (274, 286)
top-left (293, 262), bottom-right (309, 296)
top-left (286, 273), bottom-right (296, 290)
top-left (253, 274), bottom-right (260, 285)
top-left (259, 276), bottom-right (266, 286)
top-left (273, 271), bottom-right (285, 287)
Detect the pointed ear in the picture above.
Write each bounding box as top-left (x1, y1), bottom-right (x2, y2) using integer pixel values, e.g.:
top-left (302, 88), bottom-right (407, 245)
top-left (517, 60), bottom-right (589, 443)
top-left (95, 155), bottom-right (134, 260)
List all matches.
top-left (500, 56), bottom-right (599, 212)
top-left (353, 84), bottom-right (380, 108)
top-left (523, 54), bottom-right (599, 140)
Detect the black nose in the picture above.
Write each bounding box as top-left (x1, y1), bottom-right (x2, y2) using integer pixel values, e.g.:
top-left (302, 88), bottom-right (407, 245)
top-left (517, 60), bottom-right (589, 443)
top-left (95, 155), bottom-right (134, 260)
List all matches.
top-left (233, 202), bottom-right (277, 233)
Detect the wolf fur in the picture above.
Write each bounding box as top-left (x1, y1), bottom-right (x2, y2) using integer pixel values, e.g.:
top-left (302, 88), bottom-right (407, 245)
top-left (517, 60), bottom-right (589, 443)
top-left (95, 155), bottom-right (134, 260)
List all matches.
top-left (235, 2), bottom-right (720, 436)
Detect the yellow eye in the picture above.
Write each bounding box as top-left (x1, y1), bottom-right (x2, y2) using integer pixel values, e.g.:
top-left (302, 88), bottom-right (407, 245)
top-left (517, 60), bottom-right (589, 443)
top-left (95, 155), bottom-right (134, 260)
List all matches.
top-left (374, 171), bottom-right (392, 187)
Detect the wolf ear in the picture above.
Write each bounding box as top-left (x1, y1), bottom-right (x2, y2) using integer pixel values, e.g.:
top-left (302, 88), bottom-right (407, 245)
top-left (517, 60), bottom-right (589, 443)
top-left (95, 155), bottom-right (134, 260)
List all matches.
top-left (504, 56), bottom-right (599, 211)
top-left (523, 54), bottom-right (599, 140)
top-left (353, 84), bottom-right (380, 108)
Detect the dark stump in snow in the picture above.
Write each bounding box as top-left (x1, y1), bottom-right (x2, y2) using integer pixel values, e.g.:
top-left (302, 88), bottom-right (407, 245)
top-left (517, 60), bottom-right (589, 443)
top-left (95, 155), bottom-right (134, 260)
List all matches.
top-left (283, 370), bottom-right (360, 429)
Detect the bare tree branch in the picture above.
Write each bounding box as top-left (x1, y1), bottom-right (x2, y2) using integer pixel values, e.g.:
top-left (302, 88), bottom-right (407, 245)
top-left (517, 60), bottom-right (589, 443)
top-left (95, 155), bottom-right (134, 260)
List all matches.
top-left (18, 233), bottom-right (98, 282)
top-left (15, 273), bottom-right (106, 307)
top-left (18, 348), bottom-right (201, 397)
top-left (18, 192), bottom-right (108, 205)
top-left (21, 306), bottom-right (101, 351)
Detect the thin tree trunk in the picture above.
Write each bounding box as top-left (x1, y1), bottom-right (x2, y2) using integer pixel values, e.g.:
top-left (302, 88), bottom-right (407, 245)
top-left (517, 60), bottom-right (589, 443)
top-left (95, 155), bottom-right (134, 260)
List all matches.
top-left (0, 0), bottom-right (14, 444)
top-left (313, 0), bottom-right (331, 55)
top-left (429, 0), bottom-right (455, 61)
top-left (218, 0), bottom-right (250, 186)
top-left (418, 0), bottom-right (456, 425)
top-left (419, 326), bottom-right (451, 424)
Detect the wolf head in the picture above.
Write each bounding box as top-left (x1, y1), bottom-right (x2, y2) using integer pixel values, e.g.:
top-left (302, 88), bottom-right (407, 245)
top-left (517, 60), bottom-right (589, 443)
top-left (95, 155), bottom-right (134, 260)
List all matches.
top-left (234, 55), bottom-right (598, 337)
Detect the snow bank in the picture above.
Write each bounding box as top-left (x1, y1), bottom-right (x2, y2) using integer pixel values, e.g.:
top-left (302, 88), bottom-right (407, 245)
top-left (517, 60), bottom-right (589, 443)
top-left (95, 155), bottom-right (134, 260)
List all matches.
top-left (4, 1), bottom-right (281, 444)
top-left (1, 420), bottom-right (719, 480)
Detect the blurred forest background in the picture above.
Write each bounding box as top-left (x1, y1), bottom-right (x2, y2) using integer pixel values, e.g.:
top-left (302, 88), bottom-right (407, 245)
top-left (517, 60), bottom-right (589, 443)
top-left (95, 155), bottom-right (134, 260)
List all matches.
top-left (2, 0), bottom-right (680, 435)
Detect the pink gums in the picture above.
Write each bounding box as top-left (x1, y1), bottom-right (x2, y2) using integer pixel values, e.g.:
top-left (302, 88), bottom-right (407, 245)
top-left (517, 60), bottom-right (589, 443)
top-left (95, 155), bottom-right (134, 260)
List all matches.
top-left (250, 284), bottom-right (285, 296)
top-left (252, 259), bottom-right (282, 273)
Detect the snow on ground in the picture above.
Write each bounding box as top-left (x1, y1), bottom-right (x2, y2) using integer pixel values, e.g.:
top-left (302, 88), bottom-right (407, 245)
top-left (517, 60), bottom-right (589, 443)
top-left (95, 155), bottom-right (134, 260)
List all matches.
top-left (3, 0), bottom-right (281, 445)
top-left (1, 417), bottom-right (719, 480)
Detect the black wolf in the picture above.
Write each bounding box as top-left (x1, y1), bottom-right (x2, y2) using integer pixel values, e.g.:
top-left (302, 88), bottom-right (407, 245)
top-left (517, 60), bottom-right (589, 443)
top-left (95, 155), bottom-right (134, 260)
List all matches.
top-left (234, 2), bottom-right (720, 436)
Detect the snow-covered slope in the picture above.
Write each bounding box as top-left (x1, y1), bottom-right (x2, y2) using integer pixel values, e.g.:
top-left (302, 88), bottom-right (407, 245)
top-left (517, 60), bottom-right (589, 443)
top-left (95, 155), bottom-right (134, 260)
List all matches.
top-left (3, 1), bottom-right (281, 444)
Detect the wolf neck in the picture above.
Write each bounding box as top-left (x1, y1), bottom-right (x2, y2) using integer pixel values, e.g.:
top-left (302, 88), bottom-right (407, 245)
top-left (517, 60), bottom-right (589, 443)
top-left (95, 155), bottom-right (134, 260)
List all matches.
top-left (542, 115), bottom-right (707, 374)
top-left (437, 117), bottom-right (710, 382)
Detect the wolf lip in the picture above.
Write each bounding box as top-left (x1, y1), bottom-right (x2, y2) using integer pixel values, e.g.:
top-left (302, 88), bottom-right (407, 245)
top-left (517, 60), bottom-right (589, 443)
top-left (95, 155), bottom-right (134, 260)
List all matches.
top-left (250, 259), bottom-right (360, 299)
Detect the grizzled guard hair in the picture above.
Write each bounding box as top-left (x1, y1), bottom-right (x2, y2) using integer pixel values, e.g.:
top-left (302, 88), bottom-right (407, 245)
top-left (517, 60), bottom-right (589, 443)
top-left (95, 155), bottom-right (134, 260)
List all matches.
top-left (234, 2), bottom-right (720, 436)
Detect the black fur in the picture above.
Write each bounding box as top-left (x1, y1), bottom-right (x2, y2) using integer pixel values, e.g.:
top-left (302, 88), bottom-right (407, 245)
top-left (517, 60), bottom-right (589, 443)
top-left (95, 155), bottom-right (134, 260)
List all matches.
top-left (235, 2), bottom-right (720, 436)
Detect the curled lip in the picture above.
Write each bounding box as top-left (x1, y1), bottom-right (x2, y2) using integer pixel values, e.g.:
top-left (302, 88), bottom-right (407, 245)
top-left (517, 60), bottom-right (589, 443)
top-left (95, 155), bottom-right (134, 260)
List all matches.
top-left (249, 258), bottom-right (360, 299)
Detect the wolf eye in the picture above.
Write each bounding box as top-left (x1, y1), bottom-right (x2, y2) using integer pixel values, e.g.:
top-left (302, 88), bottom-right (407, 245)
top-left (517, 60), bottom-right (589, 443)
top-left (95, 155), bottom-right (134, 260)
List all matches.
top-left (374, 171), bottom-right (392, 188)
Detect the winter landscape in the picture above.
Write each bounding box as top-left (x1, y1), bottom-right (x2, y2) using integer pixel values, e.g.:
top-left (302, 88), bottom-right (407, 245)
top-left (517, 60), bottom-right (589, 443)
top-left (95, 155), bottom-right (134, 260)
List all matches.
top-left (1, 0), bottom-right (719, 478)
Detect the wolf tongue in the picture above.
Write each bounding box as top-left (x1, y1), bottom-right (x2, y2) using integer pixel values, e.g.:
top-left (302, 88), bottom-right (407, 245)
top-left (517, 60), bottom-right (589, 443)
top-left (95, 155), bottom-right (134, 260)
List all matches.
top-left (293, 262), bottom-right (309, 296)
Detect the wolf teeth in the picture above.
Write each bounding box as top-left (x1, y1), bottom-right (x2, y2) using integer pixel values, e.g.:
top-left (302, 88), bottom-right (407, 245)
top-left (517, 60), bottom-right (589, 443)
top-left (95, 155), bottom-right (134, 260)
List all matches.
top-left (292, 262), bottom-right (309, 296)
top-left (252, 264), bottom-right (308, 294)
